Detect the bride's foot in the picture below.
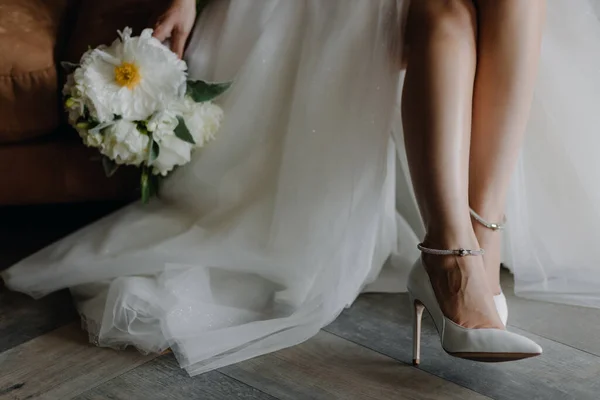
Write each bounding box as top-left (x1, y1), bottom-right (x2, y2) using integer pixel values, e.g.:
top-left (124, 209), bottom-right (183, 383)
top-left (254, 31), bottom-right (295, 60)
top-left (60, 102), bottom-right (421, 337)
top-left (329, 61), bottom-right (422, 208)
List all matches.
top-left (421, 233), bottom-right (504, 330)
top-left (408, 236), bottom-right (542, 363)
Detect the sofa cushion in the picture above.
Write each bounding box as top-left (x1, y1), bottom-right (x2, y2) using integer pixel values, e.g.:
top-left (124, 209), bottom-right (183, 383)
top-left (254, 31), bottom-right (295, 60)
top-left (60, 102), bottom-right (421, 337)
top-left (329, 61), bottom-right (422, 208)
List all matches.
top-left (66, 0), bottom-right (170, 62)
top-left (0, 0), bottom-right (71, 143)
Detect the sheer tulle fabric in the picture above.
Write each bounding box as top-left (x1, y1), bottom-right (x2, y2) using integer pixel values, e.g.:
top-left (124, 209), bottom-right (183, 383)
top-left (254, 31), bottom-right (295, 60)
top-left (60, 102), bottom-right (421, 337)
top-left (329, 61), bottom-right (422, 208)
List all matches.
top-left (3, 0), bottom-right (415, 375)
top-left (501, 0), bottom-right (600, 308)
top-left (4, 0), bottom-right (600, 377)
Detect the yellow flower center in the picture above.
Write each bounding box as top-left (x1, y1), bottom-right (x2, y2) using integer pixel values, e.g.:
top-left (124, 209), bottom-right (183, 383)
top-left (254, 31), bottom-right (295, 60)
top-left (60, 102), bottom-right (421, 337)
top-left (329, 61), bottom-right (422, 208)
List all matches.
top-left (114, 62), bottom-right (141, 89)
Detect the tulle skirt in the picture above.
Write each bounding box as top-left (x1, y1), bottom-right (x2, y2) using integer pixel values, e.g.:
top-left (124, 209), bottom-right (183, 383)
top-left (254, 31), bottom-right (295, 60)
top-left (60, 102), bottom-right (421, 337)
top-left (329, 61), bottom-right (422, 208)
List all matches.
top-left (4, 0), bottom-right (600, 377)
top-left (3, 0), bottom-right (415, 375)
top-left (502, 0), bottom-right (600, 308)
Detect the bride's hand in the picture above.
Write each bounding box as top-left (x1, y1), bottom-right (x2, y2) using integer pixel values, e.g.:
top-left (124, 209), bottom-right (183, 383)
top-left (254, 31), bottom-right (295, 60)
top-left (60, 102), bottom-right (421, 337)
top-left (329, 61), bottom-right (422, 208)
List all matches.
top-left (153, 0), bottom-right (197, 58)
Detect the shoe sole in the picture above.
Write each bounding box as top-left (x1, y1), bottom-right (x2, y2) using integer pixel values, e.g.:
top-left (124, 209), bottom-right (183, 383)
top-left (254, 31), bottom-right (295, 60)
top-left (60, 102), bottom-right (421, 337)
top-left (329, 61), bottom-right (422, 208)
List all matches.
top-left (448, 352), bottom-right (541, 362)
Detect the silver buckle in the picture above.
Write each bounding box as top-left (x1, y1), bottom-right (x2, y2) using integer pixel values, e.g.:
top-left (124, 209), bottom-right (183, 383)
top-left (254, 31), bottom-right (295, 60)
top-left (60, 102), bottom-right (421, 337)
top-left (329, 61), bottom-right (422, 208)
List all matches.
top-left (457, 248), bottom-right (471, 257)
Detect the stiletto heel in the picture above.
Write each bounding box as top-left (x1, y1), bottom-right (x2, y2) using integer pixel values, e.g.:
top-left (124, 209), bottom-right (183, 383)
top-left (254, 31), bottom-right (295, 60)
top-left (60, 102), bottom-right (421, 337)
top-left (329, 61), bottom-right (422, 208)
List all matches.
top-left (407, 243), bottom-right (542, 363)
top-left (470, 208), bottom-right (509, 326)
top-left (412, 297), bottom-right (425, 366)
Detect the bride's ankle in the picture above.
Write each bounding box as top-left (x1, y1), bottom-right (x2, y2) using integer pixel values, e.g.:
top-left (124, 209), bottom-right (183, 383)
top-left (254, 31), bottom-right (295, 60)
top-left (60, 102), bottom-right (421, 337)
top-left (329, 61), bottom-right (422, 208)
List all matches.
top-left (420, 229), bottom-right (482, 274)
top-left (422, 227), bottom-right (480, 252)
top-left (417, 242), bottom-right (503, 330)
top-left (472, 224), bottom-right (502, 294)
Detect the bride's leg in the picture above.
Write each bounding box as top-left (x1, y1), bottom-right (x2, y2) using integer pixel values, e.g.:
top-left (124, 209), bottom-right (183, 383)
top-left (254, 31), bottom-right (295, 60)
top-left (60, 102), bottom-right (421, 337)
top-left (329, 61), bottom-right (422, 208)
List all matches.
top-left (402, 0), bottom-right (502, 328)
top-left (469, 0), bottom-right (546, 294)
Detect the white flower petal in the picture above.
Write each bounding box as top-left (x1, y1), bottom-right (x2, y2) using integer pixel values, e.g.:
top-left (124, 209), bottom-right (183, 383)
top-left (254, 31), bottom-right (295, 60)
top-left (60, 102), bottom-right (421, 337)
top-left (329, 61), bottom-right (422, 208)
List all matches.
top-left (101, 119), bottom-right (149, 166)
top-left (182, 100), bottom-right (224, 147)
top-left (152, 134), bottom-right (193, 176)
top-left (74, 27), bottom-right (188, 122)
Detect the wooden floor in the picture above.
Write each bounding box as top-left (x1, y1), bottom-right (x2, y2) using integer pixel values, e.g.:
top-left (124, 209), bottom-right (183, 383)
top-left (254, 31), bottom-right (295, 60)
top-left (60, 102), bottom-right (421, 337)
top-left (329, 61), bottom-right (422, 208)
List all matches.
top-left (1, 204), bottom-right (599, 400)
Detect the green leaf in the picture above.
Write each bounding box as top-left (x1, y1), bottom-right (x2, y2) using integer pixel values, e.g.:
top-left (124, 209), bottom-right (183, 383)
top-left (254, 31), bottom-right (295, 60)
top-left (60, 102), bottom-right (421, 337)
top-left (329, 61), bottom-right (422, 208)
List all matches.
top-left (81, 107), bottom-right (99, 128)
top-left (141, 167), bottom-right (159, 204)
top-left (149, 174), bottom-right (159, 198)
top-left (149, 140), bottom-right (160, 163)
top-left (101, 157), bottom-right (119, 177)
top-left (141, 168), bottom-right (150, 204)
top-left (89, 121), bottom-right (113, 135)
top-left (60, 61), bottom-right (80, 73)
top-left (186, 80), bottom-right (231, 103)
top-left (135, 121), bottom-right (149, 136)
top-left (174, 116), bottom-right (196, 144)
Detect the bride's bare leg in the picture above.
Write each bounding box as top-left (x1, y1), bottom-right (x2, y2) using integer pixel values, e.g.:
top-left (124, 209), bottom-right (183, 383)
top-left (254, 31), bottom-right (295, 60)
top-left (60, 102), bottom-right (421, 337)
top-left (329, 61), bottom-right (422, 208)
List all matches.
top-left (402, 0), bottom-right (503, 329)
top-left (469, 0), bottom-right (546, 294)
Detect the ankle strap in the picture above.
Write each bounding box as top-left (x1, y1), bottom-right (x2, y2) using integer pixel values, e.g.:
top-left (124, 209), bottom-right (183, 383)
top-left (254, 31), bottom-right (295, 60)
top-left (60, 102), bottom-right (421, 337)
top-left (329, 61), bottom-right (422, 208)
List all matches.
top-left (417, 243), bottom-right (485, 257)
top-left (470, 208), bottom-right (506, 231)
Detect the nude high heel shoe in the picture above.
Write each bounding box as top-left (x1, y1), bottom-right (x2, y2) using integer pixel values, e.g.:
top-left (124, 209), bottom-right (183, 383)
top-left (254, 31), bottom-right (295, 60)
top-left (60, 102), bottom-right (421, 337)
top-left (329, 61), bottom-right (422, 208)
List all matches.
top-left (470, 208), bottom-right (508, 326)
top-left (408, 243), bottom-right (541, 365)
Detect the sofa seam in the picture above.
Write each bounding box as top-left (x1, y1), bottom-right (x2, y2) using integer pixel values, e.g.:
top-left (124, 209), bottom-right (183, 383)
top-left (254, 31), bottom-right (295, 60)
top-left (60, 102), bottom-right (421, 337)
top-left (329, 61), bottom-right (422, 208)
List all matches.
top-left (0, 121), bottom-right (60, 139)
top-left (0, 65), bottom-right (57, 79)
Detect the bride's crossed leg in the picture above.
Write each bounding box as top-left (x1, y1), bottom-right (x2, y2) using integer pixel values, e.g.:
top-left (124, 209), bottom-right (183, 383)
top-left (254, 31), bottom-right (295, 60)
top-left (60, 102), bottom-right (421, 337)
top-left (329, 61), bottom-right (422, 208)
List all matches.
top-left (402, 0), bottom-right (545, 328)
top-left (468, 0), bottom-right (546, 295)
top-left (402, 0), bottom-right (503, 329)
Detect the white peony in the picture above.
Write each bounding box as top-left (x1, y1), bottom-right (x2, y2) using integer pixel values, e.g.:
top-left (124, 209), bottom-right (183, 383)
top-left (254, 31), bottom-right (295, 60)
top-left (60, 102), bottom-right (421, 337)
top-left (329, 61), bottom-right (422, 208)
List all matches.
top-left (151, 135), bottom-right (193, 176)
top-left (148, 113), bottom-right (193, 176)
top-left (147, 109), bottom-right (179, 134)
top-left (181, 99), bottom-right (224, 147)
top-left (61, 28), bottom-right (228, 204)
top-left (73, 27), bottom-right (187, 123)
top-left (101, 119), bottom-right (149, 166)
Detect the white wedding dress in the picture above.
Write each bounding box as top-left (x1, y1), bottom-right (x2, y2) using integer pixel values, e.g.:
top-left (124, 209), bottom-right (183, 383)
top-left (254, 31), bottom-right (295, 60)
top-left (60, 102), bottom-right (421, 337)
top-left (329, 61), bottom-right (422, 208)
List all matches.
top-left (3, 0), bottom-right (600, 375)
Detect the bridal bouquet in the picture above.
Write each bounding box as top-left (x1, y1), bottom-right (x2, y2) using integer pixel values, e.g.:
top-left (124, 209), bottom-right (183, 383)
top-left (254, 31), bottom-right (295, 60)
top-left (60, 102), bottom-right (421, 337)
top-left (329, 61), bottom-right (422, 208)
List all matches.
top-left (63, 27), bottom-right (229, 202)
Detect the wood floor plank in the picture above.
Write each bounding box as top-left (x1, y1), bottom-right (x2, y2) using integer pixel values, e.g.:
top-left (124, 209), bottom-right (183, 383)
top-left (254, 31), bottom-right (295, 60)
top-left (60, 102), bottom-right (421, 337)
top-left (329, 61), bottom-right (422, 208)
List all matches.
top-left (0, 287), bottom-right (77, 353)
top-left (221, 331), bottom-right (490, 400)
top-left (325, 293), bottom-right (600, 400)
top-left (0, 203), bottom-right (120, 352)
top-left (74, 355), bottom-right (277, 400)
top-left (0, 323), bottom-right (156, 400)
top-left (501, 271), bottom-right (600, 357)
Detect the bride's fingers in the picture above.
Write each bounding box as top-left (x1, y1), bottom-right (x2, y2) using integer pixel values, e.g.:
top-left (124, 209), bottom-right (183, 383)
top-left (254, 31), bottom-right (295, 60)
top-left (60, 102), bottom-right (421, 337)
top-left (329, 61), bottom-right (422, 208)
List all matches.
top-left (153, 20), bottom-right (172, 42)
top-left (171, 29), bottom-right (188, 59)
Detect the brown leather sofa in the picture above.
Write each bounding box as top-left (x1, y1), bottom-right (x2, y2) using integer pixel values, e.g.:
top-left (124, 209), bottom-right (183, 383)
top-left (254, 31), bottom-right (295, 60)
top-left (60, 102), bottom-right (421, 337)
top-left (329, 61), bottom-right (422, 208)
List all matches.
top-left (0, 0), bottom-right (169, 205)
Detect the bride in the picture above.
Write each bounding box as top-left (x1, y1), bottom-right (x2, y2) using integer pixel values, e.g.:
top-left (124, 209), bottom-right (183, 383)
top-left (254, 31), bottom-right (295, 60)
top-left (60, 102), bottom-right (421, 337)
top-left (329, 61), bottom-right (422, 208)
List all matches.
top-left (3, 0), bottom-right (600, 374)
